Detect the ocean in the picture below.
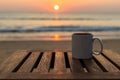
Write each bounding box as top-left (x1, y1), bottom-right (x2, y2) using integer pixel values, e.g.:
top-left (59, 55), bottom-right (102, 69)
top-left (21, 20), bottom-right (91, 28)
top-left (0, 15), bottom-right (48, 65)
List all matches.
top-left (0, 13), bottom-right (120, 41)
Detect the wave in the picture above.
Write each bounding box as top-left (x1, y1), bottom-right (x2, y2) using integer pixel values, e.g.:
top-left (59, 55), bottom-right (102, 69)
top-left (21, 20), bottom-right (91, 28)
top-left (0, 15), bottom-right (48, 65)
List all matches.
top-left (0, 17), bottom-right (118, 21)
top-left (0, 26), bottom-right (120, 33)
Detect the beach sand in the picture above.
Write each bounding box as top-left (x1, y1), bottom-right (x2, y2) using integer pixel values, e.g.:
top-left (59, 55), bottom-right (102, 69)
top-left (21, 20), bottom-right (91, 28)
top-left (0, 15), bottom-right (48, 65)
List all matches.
top-left (0, 39), bottom-right (120, 63)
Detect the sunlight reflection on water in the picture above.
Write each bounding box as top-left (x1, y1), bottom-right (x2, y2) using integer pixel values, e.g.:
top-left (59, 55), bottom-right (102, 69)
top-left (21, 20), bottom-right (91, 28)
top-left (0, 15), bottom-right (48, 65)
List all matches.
top-left (0, 31), bottom-right (120, 41)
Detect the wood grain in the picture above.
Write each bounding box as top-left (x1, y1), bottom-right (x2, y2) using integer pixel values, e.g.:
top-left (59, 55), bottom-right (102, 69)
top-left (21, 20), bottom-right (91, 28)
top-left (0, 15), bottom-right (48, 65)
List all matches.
top-left (103, 50), bottom-right (120, 69)
top-left (93, 54), bottom-right (120, 72)
top-left (17, 52), bottom-right (40, 72)
top-left (50, 51), bottom-right (67, 74)
top-left (0, 50), bottom-right (120, 79)
top-left (67, 52), bottom-right (84, 73)
top-left (83, 59), bottom-right (103, 72)
top-left (33, 51), bottom-right (52, 73)
top-left (0, 73), bottom-right (120, 80)
top-left (0, 50), bottom-right (28, 73)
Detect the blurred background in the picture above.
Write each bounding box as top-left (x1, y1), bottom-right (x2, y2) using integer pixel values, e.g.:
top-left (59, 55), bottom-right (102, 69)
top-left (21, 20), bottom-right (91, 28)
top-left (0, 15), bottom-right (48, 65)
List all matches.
top-left (0, 0), bottom-right (120, 63)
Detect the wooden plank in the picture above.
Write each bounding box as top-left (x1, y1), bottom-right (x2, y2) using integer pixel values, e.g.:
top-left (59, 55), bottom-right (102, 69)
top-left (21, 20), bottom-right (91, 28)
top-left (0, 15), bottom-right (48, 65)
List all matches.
top-left (83, 59), bottom-right (103, 72)
top-left (93, 54), bottom-right (120, 72)
top-left (50, 51), bottom-right (67, 73)
top-left (0, 50), bottom-right (29, 73)
top-left (103, 50), bottom-right (120, 68)
top-left (67, 52), bottom-right (84, 73)
top-left (0, 73), bottom-right (120, 80)
top-left (17, 51), bottom-right (40, 72)
top-left (33, 51), bottom-right (52, 73)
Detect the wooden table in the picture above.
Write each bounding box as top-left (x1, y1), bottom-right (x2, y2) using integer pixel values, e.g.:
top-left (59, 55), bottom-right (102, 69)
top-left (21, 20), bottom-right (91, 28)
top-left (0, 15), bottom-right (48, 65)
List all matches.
top-left (0, 50), bottom-right (120, 80)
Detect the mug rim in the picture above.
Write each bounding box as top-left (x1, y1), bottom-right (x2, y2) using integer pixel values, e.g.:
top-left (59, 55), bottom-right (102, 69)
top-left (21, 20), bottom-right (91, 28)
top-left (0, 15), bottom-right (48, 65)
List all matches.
top-left (73, 33), bottom-right (93, 35)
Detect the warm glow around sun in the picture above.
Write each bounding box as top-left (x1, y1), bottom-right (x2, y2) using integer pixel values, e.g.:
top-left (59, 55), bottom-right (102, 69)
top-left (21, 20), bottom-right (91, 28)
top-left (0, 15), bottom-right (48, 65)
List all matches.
top-left (54, 34), bottom-right (60, 40)
top-left (54, 4), bottom-right (60, 11)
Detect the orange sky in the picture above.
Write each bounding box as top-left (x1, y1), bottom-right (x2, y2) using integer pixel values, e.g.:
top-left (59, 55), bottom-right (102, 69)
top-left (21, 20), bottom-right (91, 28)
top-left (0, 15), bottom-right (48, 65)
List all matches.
top-left (0, 0), bottom-right (120, 13)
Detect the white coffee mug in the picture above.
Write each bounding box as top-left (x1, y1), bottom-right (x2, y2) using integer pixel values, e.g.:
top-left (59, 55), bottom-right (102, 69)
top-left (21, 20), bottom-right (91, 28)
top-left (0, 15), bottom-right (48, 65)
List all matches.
top-left (72, 33), bottom-right (103, 59)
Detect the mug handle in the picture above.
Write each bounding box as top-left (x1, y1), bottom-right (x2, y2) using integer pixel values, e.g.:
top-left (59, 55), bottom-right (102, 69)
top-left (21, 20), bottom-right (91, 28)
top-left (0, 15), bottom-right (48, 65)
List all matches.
top-left (93, 38), bottom-right (103, 54)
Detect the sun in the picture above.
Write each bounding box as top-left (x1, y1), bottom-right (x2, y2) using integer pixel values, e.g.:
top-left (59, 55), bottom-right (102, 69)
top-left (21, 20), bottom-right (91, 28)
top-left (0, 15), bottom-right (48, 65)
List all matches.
top-left (54, 5), bottom-right (60, 11)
